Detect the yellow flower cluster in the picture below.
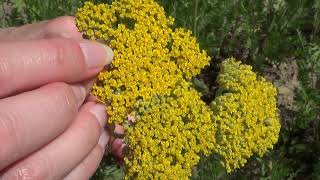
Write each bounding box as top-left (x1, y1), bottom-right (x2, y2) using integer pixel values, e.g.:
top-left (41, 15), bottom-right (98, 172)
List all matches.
top-left (76, 0), bottom-right (210, 124)
top-left (76, 0), bottom-right (213, 178)
top-left (210, 58), bottom-right (281, 172)
top-left (125, 80), bottom-right (216, 179)
top-left (75, 0), bottom-right (281, 178)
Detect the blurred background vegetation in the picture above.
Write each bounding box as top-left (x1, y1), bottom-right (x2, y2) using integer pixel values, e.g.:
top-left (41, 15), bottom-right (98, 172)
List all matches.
top-left (1, 0), bottom-right (319, 179)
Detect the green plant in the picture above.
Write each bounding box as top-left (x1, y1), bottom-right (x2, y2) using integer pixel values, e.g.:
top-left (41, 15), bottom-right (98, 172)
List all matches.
top-left (295, 42), bottom-right (320, 129)
top-left (159, 0), bottom-right (320, 69)
top-left (91, 156), bottom-right (124, 180)
top-left (1, 0), bottom-right (85, 27)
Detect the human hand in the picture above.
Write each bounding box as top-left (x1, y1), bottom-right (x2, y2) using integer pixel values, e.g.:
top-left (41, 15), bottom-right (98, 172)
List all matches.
top-left (0, 16), bottom-right (116, 179)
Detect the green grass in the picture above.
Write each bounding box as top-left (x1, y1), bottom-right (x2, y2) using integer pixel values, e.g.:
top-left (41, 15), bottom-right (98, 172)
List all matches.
top-left (1, 0), bottom-right (320, 179)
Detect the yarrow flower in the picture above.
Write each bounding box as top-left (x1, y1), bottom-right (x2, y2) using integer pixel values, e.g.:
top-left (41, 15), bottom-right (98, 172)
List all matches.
top-left (125, 80), bottom-right (216, 179)
top-left (211, 58), bottom-right (281, 172)
top-left (75, 0), bottom-right (280, 179)
top-left (76, 0), bottom-right (209, 125)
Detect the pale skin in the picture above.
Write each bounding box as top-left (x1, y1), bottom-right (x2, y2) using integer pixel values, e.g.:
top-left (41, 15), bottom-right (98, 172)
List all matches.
top-left (0, 16), bottom-right (123, 180)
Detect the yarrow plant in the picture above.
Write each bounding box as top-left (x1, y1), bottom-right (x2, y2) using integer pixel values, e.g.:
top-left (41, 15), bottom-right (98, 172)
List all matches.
top-left (75, 0), bottom-right (280, 179)
top-left (211, 58), bottom-right (281, 172)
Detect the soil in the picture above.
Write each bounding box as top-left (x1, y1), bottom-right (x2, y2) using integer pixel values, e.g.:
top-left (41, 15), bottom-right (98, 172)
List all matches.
top-left (262, 59), bottom-right (299, 126)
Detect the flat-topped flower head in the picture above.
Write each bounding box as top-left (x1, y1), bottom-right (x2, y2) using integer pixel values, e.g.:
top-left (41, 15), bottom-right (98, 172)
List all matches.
top-left (211, 58), bottom-right (281, 172)
top-left (76, 0), bottom-right (213, 178)
top-left (76, 0), bottom-right (280, 178)
top-left (125, 80), bottom-right (216, 179)
top-left (76, 0), bottom-right (210, 125)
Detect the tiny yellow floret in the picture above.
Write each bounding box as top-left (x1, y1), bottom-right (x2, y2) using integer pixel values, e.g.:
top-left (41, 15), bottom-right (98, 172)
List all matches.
top-left (210, 58), bottom-right (281, 172)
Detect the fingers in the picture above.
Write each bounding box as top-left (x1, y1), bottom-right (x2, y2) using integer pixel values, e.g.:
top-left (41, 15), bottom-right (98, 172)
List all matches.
top-left (0, 16), bottom-right (82, 41)
top-left (0, 38), bottom-right (113, 98)
top-left (0, 82), bottom-right (87, 170)
top-left (105, 125), bottom-right (124, 161)
top-left (111, 139), bottom-right (124, 162)
top-left (1, 102), bottom-right (108, 180)
top-left (64, 132), bottom-right (109, 180)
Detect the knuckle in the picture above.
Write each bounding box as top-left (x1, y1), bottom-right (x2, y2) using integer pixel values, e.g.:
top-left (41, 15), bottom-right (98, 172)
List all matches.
top-left (47, 39), bottom-right (67, 67)
top-left (48, 38), bottom-right (82, 67)
top-left (8, 166), bottom-right (38, 180)
top-left (49, 39), bottom-right (75, 67)
top-left (3, 162), bottom-right (50, 180)
top-left (48, 38), bottom-right (85, 70)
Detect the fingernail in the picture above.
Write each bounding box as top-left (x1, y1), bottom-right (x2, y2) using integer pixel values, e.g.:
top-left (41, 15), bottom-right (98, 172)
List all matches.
top-left (80, 40), bottom-right (113, 69)
top-left (70, 85), bottom-right (87, 106)
top-left (98, 131), bottom-right (109, 152)
top-left (90, 104), bottom-right (107, 128)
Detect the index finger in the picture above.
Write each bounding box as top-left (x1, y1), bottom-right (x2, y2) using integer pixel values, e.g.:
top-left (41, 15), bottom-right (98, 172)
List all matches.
top-left (0, 38), bottom-right (113, 98)
top-left (0, 16), bottom-right (82, 41)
